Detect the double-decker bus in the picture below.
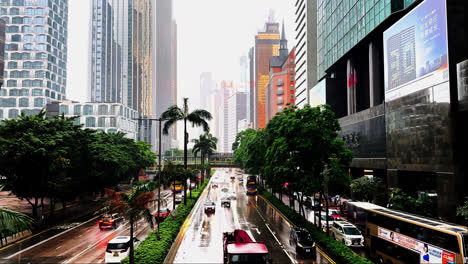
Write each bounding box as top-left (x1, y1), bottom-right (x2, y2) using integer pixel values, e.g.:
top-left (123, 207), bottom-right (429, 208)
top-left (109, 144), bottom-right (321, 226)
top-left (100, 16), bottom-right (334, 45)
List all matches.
top-left (246, 175), bottom-right (257, 195)
top-left (347, 202), bottom-right (467, 264)
top-left (170, 180), bottom-right (183, 193)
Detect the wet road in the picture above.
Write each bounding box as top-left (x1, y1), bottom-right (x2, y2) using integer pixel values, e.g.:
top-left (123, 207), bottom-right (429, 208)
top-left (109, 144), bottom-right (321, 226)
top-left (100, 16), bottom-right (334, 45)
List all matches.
top-left (0, 190), bottom-right (174, 264)
top-left (173, 169), bottom-right (314, 264)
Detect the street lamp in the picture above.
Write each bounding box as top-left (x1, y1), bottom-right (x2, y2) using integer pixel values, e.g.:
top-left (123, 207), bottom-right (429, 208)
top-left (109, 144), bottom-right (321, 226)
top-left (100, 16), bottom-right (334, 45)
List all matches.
top-left (133, 116), bottom-right (169, 240)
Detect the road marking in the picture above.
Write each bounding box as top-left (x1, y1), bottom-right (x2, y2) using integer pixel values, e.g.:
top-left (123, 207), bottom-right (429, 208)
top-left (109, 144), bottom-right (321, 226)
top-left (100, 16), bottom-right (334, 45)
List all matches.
top-left (253, 197), bottom-right (297, 264)
top-left (6, 214), bottom-right (101, 259)
top-left (62, 224), bottom-right (128, 264)
top-left (56, 246), bottom-right (62, 250)
top-left (265, 223), bottom-right (297, 264)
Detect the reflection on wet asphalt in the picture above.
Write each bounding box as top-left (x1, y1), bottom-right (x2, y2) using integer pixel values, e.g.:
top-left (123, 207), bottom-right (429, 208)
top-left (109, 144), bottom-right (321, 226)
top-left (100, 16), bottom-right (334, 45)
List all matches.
top-left (0, 190), bottom-right (173, 264)
top-left (173, 169), bottom-right (315, 264)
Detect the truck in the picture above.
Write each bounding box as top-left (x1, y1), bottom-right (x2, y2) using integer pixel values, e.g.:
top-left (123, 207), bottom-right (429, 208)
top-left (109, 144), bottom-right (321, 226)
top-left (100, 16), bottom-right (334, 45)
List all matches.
top-left (223, 230), bottom-right (271, 264)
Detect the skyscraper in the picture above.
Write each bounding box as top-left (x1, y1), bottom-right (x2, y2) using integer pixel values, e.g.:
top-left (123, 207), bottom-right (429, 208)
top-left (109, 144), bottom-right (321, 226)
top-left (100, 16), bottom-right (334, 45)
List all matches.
top-left (89, 0), bottom-right (154, 115)
top-left (89, 0), bottom-right (176, 151)
top-left (294, 0), bottom-right (317, 108)
top-left (200, 72), bottom-right (216, 110)
top-left (0, 0), bottom-right (68, 120)
top-left (254, 22), bottom-right (280, 129)
top-left (227, 91), bottom-right (247, 152)
top-left (153, 0), bottom-right (176, 152)
top-left (248, 47), bottom-right (254, 125)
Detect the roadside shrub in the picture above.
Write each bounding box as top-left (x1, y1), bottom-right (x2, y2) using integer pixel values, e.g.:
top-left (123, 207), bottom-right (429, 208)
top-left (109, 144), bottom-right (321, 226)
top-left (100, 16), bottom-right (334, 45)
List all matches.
top-left (122, 179), bottom-right (209, 264)
top-left (261, 190), bottom-right (373, 264)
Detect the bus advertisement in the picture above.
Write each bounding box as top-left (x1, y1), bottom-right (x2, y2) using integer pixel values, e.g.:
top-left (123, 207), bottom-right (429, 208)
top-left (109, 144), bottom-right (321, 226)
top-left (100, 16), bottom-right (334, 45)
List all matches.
top-left (347, 202), bottom-right (467, 264)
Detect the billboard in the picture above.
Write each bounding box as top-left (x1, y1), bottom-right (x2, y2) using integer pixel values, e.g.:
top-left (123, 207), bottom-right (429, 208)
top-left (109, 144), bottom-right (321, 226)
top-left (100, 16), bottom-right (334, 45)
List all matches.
top-left (383, 0), bottom-right (449, 102)
top-left (309, 79), bottom-right (326, 107)
top-left (378, 227), bottom-right (455, 264)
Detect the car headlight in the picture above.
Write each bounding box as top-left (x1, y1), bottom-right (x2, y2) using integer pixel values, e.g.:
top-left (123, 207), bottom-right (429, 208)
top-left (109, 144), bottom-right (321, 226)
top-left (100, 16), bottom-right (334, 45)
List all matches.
top-left (297, 243), bottom-right (303, 247)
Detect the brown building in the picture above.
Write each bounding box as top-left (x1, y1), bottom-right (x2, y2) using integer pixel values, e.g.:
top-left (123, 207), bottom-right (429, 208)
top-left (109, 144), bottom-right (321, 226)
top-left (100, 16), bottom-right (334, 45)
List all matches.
top-left (254, 22), bottom-right (280, 129)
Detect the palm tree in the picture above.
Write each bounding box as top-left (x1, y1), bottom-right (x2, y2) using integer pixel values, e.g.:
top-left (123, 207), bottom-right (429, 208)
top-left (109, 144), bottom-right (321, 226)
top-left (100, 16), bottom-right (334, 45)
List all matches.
top-left (192, 133), bottom-right (217, 183)
top-left (162, 160), bottom-right (184, 207)
top-left (162, 98), bottom-right (212, 171)
top-left (0, 207), bottom-right (35, 247)
top-left (105, 182), bottom-right (157, 264)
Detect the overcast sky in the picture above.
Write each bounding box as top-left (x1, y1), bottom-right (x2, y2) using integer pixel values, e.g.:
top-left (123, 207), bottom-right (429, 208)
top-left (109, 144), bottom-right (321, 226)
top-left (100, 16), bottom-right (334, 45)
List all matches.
top-left (67, 0), bottom-right (294, 146)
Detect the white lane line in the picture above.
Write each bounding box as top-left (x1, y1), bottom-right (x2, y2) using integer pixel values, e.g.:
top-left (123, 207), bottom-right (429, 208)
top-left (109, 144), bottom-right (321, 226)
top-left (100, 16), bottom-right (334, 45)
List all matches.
top-left (56, 246), bottom-right (62, 250)
top-left (253, 200), bottom-right (297, 264)
top-left (264, 223), bottom-right (296, 264)
top-left (6, 214), bottom-right (101, 259)
top-left (62, 224), bottom-right (128, 264)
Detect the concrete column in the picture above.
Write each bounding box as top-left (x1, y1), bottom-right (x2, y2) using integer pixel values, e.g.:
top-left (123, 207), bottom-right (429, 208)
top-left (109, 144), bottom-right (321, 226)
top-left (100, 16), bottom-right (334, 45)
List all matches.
top-left (369, 42), bottom-right (382, 107)
top-left (347, 59), bottom-right (356, 115)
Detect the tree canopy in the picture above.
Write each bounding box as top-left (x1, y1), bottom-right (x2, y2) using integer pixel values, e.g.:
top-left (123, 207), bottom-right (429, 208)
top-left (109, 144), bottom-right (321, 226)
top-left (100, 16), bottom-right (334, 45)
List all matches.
top-left (233, 105), bottom-right (352, 210)
top-left (0, 111), bottom-right (156, 220)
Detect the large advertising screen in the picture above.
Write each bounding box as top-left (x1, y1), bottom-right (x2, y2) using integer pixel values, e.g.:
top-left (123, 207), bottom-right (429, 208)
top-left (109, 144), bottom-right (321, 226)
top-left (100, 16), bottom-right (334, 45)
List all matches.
top-left (383, 0), bottom-right (449, 102)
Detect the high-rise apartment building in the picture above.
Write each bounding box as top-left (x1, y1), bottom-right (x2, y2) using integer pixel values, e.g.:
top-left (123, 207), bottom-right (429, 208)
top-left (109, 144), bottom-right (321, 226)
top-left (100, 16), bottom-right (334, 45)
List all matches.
top-left (0, 19), bottom-right (5, 90)
top-left (0, 0), bottom-right (68, 120)
top-left (254, 22), bottom-right (279, 129)
top-left (294, 0), bottom-right (317, 108)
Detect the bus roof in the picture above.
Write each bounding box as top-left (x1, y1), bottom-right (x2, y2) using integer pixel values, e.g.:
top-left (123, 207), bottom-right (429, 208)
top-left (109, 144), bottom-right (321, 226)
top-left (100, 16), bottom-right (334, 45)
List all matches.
top-left (347, 201), bottom-right (385, 210)
top-left (227, 243), bottom-right (268, 254)
top-left (348, 202), bottom-right (467, 234)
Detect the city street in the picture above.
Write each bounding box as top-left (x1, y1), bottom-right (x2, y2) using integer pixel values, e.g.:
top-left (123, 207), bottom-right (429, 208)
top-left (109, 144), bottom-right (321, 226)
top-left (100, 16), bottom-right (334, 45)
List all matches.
top-left (173, 169), bottom-right (314, 264)
top-left (0, 190), bottom-right (174, 264)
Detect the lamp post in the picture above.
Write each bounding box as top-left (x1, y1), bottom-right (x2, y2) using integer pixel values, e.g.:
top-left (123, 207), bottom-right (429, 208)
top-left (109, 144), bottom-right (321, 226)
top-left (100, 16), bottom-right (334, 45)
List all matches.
top-left (134, 117), bottom-right (169, 240)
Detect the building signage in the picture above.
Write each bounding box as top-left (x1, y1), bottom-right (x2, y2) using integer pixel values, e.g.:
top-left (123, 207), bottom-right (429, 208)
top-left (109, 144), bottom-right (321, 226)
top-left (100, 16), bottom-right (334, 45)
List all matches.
top-left (378, 227), bottom-right (455, 264)
top-left (383, 0), bottom-right (449, 102)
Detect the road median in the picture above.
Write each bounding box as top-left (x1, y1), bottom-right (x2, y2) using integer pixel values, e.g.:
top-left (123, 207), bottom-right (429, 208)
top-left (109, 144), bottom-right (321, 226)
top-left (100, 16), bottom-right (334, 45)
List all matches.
top-left (122, 178), bottom-right (211, 264)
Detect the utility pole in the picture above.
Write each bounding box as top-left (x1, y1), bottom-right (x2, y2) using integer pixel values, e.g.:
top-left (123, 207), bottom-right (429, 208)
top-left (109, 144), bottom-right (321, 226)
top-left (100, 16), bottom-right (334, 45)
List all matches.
top-left (134, 117), bottom-right (169, 240)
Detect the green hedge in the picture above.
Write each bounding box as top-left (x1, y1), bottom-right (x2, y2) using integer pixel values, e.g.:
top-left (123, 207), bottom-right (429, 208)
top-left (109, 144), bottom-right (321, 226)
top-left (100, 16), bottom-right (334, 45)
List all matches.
top-left (122, 179), bottom-right (209, 264)
top-left (260, 190), bottom-right (373, 264)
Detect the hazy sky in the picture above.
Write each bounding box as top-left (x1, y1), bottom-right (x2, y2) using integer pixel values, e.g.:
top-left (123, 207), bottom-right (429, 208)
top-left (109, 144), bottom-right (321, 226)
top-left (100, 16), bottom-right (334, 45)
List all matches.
top-left (67, 0), bottom-right (294, 146)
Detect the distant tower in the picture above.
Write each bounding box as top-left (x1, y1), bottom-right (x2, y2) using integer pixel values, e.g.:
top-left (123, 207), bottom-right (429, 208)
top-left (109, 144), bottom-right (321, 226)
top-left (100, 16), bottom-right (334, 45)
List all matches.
top-left (279, 21), bottom-right (288, 58)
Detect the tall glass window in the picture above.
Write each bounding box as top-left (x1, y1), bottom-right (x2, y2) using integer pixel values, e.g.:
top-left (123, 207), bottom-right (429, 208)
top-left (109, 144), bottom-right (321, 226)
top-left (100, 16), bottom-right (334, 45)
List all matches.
top-left (86, 117), bottom-right (96, 127)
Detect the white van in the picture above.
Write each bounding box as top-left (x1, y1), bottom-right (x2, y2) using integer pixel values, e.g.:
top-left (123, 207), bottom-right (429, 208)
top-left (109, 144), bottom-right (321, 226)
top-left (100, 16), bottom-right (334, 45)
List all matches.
top-left (105, 236), bottom-right (140, 263)
top-left (331, 221), bottom-right (364, 247)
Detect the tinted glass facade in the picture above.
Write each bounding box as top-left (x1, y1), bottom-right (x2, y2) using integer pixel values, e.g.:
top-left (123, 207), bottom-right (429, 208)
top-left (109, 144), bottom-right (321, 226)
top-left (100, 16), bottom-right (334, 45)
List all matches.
top-left (317, 0), bottom-right (417, 78)
top-left (89, 0), bottom-right (153, 117)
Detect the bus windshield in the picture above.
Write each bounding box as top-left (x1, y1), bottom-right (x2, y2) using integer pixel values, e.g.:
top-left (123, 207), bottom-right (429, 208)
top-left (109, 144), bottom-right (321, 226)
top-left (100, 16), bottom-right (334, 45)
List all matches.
top-left (343, 227), bottom-right (361, 235)
top-left (229, 254), bottom-right (267, 264)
